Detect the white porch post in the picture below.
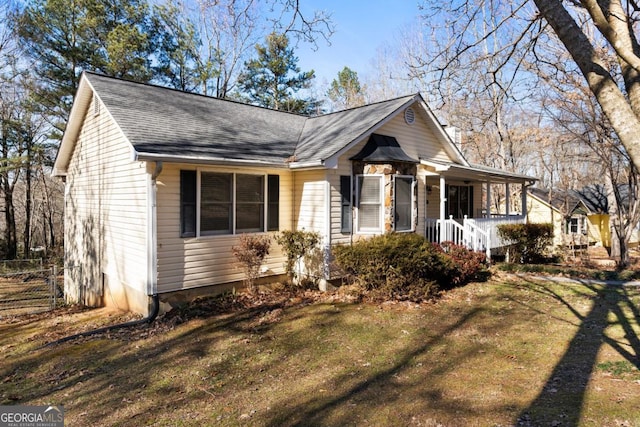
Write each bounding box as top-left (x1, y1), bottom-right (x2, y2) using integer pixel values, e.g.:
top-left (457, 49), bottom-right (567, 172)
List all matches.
top-left (439, 174), bottom-right (446, 242)
top-left (521, 183), bottom-right (528, 220)
top-left (505, 182), bottom-right (510, 216)
top-left (485, 180), bottom-right (491, 218)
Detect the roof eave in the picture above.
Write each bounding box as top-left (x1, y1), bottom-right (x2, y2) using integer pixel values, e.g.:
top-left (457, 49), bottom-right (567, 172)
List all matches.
top-left (52, 73), bottom-right (94, 177)
top-left (420, 159), bottom-right (538, 184)
top-left (135, 152), bottom-right (290, 168)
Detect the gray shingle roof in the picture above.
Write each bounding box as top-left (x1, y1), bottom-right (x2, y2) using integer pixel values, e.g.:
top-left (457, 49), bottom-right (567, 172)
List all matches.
top-left (294, 95), bottom-right (417, 162)
top-left (529, 187), bottom-right (588, 214)
top-left (87, 73), bottom-right (306, 165)
top-left (83, 72), bottom-right (418, 166)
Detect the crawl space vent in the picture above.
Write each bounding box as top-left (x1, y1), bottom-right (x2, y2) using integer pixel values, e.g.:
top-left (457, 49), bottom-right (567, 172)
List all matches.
top-left (404, 107), bottom-right (415, 125)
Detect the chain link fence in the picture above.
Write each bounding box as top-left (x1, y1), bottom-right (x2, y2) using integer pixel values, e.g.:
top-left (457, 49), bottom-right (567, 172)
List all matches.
top-left (0, 259), bottom-right (63, 318)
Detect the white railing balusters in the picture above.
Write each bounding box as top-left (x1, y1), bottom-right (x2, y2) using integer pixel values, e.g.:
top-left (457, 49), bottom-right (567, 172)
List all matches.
top-left (424, 215), bottom-right (525, 259)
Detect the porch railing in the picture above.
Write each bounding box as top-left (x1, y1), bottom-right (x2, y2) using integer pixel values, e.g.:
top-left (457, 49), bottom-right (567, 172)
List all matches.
top-left (425, 215), bottom-right (525, 259)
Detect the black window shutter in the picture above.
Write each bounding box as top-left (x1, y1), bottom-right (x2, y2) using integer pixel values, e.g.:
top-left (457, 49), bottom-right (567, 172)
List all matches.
top-left (340, 175), bottom-right (352, 232)
top-left (180, 170), bottom-right (197, 237)
top-left (267, 175), bottom-right (280, 231)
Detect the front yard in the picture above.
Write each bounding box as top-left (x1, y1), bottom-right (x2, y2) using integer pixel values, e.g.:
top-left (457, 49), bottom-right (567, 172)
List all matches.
top-left (1, 273), bottom-right (639, 426)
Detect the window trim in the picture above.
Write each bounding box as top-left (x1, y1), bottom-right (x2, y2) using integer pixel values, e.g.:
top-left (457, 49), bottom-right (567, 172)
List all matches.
top-left (356, 174), bottom-right (384, 234)
top-left (180, 169), bottom-right (279, 238)
top-left (393, 175), bottom-right (415, 232)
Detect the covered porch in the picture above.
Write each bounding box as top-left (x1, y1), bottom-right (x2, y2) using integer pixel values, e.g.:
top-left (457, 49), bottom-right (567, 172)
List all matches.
top-left (420, 160), bottom-right (537, 259)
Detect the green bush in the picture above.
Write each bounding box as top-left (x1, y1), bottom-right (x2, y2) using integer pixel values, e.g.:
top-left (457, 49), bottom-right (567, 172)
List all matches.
top-left (333, 233), bottom-right (485, 302)
top-left (275, 230), bottom-right (321, 284)
top-left (497, 223), bottom-right (553, 264)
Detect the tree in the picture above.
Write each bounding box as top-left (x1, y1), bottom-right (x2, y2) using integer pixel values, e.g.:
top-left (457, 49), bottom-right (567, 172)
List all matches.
top-left (152, 0), bottom-right (202, 92)
top-left (548, 74), bottom-right (640, 267)
top-left (418, 0), bottom-right (640, 188)
top-left (326, 66), bottom-right (365, 110)
top-left (236, 32), bottom-right (319, 114)
top-left (15, 0), bottom-right (160, 134)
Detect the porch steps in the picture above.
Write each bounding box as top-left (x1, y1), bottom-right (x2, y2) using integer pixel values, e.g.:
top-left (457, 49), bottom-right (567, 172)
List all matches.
top-left (586, 245), bottom-right (616, 268)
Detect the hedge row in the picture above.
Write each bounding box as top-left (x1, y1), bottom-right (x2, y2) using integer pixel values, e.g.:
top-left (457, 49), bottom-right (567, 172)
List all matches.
top-left (333, 233), bottom-right (486, 302)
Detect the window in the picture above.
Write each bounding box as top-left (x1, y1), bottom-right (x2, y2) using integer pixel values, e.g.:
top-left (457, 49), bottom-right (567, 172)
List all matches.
top-left (236, 174), bottom-right (265, 232)
top-left (357, 175), bottom-right (383, 232)
top-left (445, 185), bottom-right (474, 218)
top-left (201, 172), bottom-right (233, 235)
top-left (340, 175), bottom-right (352, 232)
top-left (394, 176), bottom-right (414, 231)
top-left (566, 216), bottom-right (586, 235)
top-left (180, 170), bottom-right (279, 237)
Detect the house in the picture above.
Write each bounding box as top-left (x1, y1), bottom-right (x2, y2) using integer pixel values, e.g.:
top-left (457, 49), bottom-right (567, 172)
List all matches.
top-left (53, 72), bottom-right (536, 315)
top-left (527, 186), bottom-right (640, 251)
top-left (527, 188), bottom-right (599, 249)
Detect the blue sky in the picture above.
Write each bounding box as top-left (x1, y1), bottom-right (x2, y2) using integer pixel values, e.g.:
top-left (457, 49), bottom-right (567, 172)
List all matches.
top-left (295, 1), bottom-right (422, 86)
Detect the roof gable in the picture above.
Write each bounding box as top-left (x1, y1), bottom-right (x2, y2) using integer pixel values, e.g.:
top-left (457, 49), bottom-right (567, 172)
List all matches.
top-left (55, 73), bottom-right (473, 174)
top-left (528, 188), bottom-right (591, 215)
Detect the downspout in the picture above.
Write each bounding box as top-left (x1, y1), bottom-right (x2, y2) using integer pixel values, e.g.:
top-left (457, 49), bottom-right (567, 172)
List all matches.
top-left (321, 177), bottom-right (331, 291)
top-left (148, 161), bottom-right (163, 298)
top-left (350, 161), bottom-right (354, 245)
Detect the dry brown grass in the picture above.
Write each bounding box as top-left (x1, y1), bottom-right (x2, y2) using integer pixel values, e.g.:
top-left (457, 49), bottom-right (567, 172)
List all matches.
top-left (1, 275), bottom-right (639, 426)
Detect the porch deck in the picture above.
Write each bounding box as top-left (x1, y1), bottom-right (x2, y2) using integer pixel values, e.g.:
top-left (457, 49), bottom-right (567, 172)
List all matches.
top-left (425, 215), bottom-right (525, 259)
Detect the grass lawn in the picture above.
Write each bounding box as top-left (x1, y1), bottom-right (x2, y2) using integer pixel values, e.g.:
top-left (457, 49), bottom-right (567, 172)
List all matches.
top-left (1, 272), bottom-right (639, 426)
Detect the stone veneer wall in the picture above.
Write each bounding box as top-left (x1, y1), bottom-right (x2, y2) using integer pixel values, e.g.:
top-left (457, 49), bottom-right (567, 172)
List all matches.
top-left (353, 161), bottom-right (417, 232)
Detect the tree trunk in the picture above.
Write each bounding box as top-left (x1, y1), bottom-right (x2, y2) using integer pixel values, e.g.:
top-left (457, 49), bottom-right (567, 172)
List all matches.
top-left (23, 154), bottom-right (32, 258)
top-left (534, 0), bottom-right (640, 173)
top-left (3, 186), bottom-right (17, 259)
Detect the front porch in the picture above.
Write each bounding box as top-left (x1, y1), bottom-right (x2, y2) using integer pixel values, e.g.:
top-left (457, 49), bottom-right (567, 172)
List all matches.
top-left (420, 159), bottom-right (536, 259)
top-left (425, 215), bottom-right (525, 259)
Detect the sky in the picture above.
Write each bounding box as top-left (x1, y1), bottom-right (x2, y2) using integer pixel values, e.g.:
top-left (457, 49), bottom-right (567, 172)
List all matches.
top-left (294, 1), bottom-right (422, 87)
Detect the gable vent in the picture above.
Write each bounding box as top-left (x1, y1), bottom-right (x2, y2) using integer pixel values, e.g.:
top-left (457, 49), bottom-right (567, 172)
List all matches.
top-left (93, 94), bottom-right (101, 116)
top-left (404, 107), bottom-right (415, 125)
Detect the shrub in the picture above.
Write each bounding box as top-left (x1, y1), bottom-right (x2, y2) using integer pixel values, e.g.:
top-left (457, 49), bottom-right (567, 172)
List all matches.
top-left (333, 233), bottom-right (485, 302)
top-left (275, 230), bottom-right (321, 284)
top-left (232, 234), bottom-right (271, 293)
top-left (497, 223), bottom-right (553, 264)
top-left (439, 241), bottom-right (487, 288)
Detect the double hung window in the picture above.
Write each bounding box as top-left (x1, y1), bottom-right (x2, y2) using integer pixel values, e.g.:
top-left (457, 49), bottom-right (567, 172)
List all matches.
top-left (180, 170), bottom-right (279, 237)
top-left (356, 175), bottom-right (383, 233)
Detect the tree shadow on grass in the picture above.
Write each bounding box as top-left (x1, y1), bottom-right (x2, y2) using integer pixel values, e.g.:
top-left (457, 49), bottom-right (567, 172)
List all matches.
top-left (514, 278), bottom-right (640, 426)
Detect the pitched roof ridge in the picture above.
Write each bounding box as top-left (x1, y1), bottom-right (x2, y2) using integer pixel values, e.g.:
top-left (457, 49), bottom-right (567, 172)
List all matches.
top-left (312, 93), bottom-right (419, 118)
top-left (83, 71), bottom-right (310, 118)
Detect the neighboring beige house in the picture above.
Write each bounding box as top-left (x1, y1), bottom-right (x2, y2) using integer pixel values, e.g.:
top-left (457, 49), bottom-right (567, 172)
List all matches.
top-left (527, 188), bottom-right (597, 249)
top-left (54, 72), bottom-right (536, 315)
top-left (526, 187), bottom-right (635, 251)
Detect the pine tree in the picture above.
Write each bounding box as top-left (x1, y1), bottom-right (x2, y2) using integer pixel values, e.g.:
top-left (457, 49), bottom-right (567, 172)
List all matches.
top-left (327, 66), bottom-right (365, 111)
top-left (236, 32), bottom-right (319, 114)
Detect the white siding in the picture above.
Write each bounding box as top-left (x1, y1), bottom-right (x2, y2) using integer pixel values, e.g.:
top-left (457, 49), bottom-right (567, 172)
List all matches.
top-left (376, 110), bottom-right (452, 163)
top-left (293, 169), bottom-right (326, 233)
top-left (64, 95), bottom-right (149, 307)
top-left (328, 157), bottom-right (354, 245)
top-left (156, 164), bottom-right (292, 293)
